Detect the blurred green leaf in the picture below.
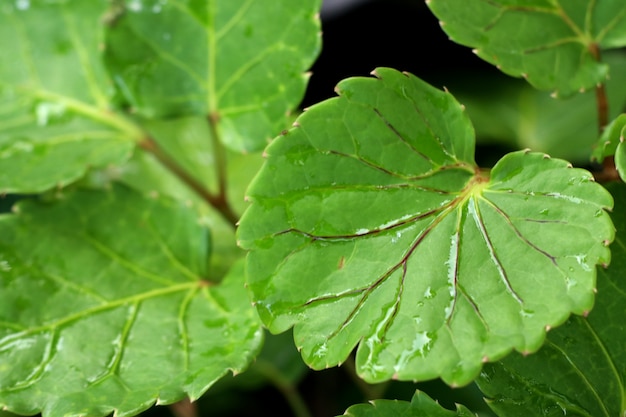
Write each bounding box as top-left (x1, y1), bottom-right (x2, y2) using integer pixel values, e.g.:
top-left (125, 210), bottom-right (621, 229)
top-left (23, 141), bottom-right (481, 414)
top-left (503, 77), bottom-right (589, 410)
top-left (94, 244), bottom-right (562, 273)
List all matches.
top-left (591, 114), bottom-right (626, 163)
top-left (427, 0), bottom-right (626, 97)
top-left (238, 68), bottom-right (614, 386)
top-left (0, 0), bottom-right (142, 194)
top-left (0, 186), bottom-right (262, 417)
top-left (340, 390), bottom-right (477, 417)
top-left (450, 52), bottom-right (626, 164)
top-left (476, 182), bottom-right (626, 417)
top-left (94, 115), bottom-right (264, 279)
top-left (104, 0), bottom-right (321, 152)
top-left (591, 113), bottom-right (626, 182)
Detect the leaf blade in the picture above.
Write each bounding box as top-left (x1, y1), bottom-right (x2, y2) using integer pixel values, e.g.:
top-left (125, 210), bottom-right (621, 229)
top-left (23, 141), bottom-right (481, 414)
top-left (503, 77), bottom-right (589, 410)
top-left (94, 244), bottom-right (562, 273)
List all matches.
top-left (476, 182), bottom-right (626, 417)
top-left (238, 68), bottom-right (614, 386)
top-left (104, 0), bottom-right (321, 152)
top-left (426, 0), bottom-right (626, 96)
top-left (0, 186), bottom-right (262, 417)
top-left (0, 1), bottom-right (142, 194)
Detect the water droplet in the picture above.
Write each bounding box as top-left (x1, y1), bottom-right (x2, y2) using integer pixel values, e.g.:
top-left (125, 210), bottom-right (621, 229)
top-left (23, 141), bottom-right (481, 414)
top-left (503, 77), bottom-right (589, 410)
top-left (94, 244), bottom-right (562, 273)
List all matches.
top-left (423, 286), bottom-right (434, 299)
top-left (128, 0), bottom-right (143, 12)
top-left (35, 101), bottom-right (66, 126)
top-left (0, 260), bottom-right (11, 272)
top-left (15, 0), bottom-right (29, 10)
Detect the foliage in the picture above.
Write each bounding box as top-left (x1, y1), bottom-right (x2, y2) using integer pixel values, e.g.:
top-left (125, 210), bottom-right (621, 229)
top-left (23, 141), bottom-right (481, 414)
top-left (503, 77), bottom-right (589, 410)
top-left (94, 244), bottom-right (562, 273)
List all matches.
top-left (1, 1), bottom-right (625, 417)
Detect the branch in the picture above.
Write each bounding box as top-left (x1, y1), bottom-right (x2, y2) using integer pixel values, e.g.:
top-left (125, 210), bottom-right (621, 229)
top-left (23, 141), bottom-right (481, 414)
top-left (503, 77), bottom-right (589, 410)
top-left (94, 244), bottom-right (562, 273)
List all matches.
top-left (139, 138), bottom-right (239, 227)
top-left (589, 42), bottom-right (618, 182)
top-left (253, 359), bottom-right (313, 417)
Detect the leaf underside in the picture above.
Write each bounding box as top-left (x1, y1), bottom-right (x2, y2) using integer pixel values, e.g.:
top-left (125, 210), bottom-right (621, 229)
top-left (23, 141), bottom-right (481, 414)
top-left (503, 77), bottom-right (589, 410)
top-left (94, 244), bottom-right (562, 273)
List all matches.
top-left (426, 0), bottom-right (626, 97)
top-left (0, 186), bottom-right (262, 417)
top-left (477, 182), bottom-right (626, 417)
top-left (238, 68), bottom-right (614, 386)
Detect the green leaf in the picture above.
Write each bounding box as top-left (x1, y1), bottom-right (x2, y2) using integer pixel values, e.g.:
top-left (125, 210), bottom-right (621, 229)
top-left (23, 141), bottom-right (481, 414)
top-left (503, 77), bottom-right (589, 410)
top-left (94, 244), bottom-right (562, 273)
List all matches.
top-left (426, 0), bottom-right (626, 97)
top-left (476, 182), bottom-right (626, 417)
top-left (591, 114), bottom-right (626, 163)
top-left (340, 390), bottom-right (477, 417)
top-left (591, 113), bottom-right (626, 182)
top-left (96, 115), bottom-right (265, 279)
top-left (0, 0), bottom-right (143, 194)
top-left (451, 52), bottom-right (626, 164)
top-left (0, 186), bottom-right (263, 417)
top-left (104, 0), bottom-right (321, 152)
top-left (238, 68), bottom-right (614, 386)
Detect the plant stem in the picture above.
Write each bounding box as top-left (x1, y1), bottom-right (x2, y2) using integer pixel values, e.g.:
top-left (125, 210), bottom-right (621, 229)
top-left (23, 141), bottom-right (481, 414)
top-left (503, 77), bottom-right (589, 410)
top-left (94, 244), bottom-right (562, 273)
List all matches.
top-left (207, 112), bottom-right (229, 202)
top-left (168, 398), bottom-right (197, 417)
top-left (139, 138), bottom-right (239, 227)
top-left (253, 359), bottom-right (313, 417)
top-left (589, 42), bottom-right (619, 181)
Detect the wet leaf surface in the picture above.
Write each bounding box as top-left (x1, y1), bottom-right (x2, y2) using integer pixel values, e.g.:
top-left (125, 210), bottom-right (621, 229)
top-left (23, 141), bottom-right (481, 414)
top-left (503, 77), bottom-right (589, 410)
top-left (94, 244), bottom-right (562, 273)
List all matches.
top-left (238, 68), bottom-right (614, 386)
top-left (427, 0), bottom-right (626, 97)
top-left (104, 0), bottom-right (321, 152)
top-left (0, 0), bottom-right (141, 193)
top-left (0, 186), bottom-right (262, 417)
top-left (476, 182), bottom-right (626, 417)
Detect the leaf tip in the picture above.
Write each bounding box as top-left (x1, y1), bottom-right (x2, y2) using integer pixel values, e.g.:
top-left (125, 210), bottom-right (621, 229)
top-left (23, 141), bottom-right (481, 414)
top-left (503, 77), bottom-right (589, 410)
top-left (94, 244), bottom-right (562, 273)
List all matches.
top-left (603, 239), bottom-right (611, 246)
top-left (545, 325), bottom-right (551, 332)
top-left (482, 356), bottom-right (489, 363)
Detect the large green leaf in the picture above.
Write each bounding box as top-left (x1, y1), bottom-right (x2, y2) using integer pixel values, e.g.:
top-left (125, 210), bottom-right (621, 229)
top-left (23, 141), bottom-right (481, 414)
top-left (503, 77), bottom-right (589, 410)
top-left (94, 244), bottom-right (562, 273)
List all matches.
top-left (426, 0), bottom-right (626, 97)
top-left (476, 182), bottom-right (626, 417)
top-left (0, 0), bottom-right (143, 194)
top-left (0, 186), bottom-right (262, 417)
top-left (237, 68), bottom-right (614, 386)
top-left (104, 0), bottom-right (321, 152)
top-left (340, 390), bottom-right (476, 417)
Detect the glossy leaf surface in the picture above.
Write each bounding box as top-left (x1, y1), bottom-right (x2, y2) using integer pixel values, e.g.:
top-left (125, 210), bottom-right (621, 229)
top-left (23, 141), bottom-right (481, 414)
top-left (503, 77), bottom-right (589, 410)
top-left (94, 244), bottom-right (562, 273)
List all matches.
top-left (0, 186), bottom-right (262, 417)
top-left (238, 68), bottom-right (614, 386)
top-left (0, 0), bottom-right (141, 194)
top-left (592, 113), bottom-right (626, 182)
top-left (341, 390), bottom-right (476, 417)
top-left (477, 182), bottom-right (626, 417)
top-left (104, 0), bottom-right (321, 152)
top-left (427, 0), bottom-right (626, 97)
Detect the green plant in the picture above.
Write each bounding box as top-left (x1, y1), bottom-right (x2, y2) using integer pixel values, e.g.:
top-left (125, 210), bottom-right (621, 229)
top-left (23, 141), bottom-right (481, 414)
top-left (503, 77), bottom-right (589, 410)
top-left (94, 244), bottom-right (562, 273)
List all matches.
top-left (1, 1), bottom-right (625, 416)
